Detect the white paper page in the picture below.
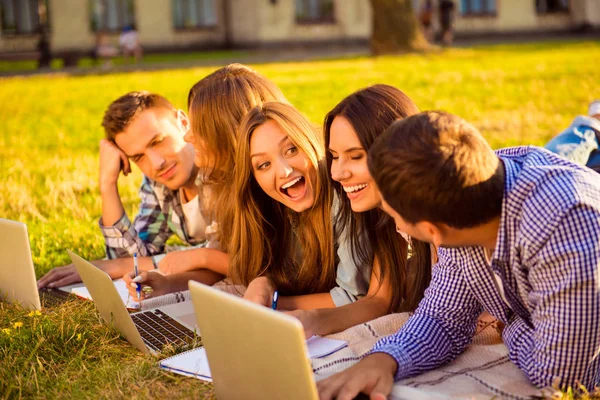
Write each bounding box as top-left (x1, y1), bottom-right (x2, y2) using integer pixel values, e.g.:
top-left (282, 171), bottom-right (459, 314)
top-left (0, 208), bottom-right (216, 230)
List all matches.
top-left (306, 336), bottom-right (347, 358)
top-left (160, 337), bottom-right (348, 381)
top-left (71, 279), bottom-right (140, 309)
top-left (160, 347), bottom-right (212, 382)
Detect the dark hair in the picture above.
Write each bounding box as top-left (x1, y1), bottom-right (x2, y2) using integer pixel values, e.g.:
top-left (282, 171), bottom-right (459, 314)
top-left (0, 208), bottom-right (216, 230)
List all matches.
top-left (101, 91), bottom-right (175, 141)
top-left (368, 111), bottom-right (504, 229)
top-left (324, 84), bottom-right (431, 312)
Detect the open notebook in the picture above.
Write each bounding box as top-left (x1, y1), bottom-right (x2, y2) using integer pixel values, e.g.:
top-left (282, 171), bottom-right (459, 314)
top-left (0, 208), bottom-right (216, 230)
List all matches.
top-left (160, 336), bottom-right (347, 382)
top-left (70, 279), bottom-right (140, 309)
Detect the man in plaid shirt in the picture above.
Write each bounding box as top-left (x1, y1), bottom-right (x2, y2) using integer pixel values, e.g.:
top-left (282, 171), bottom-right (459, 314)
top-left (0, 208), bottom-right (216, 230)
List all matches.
top-left (319, 111), bottom-right (600, 399)
top-left (38, 92), bottom-right (227, 290)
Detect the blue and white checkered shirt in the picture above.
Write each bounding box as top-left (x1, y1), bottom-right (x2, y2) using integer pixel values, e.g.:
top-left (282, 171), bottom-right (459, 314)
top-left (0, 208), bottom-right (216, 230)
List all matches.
top-left (371, 146), bottom-right (600, 389)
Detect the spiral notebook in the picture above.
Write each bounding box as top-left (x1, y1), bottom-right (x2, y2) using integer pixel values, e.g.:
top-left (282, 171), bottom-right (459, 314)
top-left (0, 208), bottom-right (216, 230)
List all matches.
top-left (159, 336), bottom-right (347, 382)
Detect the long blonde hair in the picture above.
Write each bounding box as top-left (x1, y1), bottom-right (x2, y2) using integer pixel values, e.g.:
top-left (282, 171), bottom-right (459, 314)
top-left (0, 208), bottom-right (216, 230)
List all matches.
top-left (230, 102), bottom-right (337, 295)
top-left (187, 64), bottom-right (287, 251)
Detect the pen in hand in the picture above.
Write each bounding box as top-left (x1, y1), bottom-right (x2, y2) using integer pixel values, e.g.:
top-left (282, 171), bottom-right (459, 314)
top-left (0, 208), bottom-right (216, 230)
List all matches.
top-left (272, 290), bottom-right (278, 310)
top-left (133, 252), bottom-right (141, 300)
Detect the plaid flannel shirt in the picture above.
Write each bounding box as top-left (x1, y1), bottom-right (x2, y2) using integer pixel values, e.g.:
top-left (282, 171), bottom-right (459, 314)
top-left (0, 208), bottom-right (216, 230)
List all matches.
top-left (100, 174), bottom-right (208, 259)
top-left (371, 147), bottom-right (600, 389)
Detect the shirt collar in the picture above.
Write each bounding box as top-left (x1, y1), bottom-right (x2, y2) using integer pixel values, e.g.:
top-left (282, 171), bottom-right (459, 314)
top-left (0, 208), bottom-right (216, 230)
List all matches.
top-left (489, 149), bottom-right (523, 265)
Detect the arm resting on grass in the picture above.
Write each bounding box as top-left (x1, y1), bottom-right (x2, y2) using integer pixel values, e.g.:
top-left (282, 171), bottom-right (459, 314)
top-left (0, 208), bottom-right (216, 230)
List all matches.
top-left (38, 254), bottom-right (156, 288)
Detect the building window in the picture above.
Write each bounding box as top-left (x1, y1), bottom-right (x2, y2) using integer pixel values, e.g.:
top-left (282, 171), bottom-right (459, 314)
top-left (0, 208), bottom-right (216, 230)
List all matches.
top-left (90, 0), bottom-right (135, 32)
top-left (460, 0), bottom-right (496, 16)
top-left (536, 0), bottom-right (569, 13)
top-left (0, 0), bottom-right (48, 35)
top-left (295, 0), bottom-right (334, 23)
top-left (172, 0), bottom-right (217, 29)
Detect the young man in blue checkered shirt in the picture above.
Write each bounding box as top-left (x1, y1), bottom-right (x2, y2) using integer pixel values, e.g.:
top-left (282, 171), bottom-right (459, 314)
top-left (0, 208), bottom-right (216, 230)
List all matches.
top-left (318, 111), bottom-right (600, 399)
top-left (38, 92), bottom-right (227, 290)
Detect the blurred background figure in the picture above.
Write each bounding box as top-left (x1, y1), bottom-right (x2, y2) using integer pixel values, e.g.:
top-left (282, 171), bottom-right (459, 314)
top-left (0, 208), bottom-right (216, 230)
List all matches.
top-left (95, 32), bottom-right (118, 68)
top-left (439, 0), bottom-right (456, 46)
top-left (419, 0), bottom-right (434, 43)
top-left (36, 26), bottom-right (51, 69)
top-left (119, 25), bottom-right (143, 63)
top-left (545, 99), bottom-right (600, 172)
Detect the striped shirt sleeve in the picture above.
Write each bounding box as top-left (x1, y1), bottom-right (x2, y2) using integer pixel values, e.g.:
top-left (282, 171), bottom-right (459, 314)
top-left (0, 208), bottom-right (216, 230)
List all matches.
top-left (370, 248), bottom-right (483, 380)
top-left (100, 178), bottom-right (172, 258)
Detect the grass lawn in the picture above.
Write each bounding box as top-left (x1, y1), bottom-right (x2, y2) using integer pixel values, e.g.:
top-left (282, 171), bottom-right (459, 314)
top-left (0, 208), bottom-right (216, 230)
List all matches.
top-left (0, 40), bottom-right (599, 398)
top-left (0, 49), bottom-right (249, 73)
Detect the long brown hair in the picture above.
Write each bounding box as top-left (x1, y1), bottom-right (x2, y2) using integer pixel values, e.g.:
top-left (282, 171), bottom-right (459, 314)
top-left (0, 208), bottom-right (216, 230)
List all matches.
top-left (230, 102), bottom-right (337, 295)
top-left (323, 84), bottom-right (432, 312)
top-left (187, 64), bottom-right (287, 251)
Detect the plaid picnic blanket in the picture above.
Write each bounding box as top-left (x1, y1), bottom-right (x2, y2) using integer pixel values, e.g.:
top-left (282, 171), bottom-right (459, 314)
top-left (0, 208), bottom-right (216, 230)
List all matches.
top-left (312, 312), bottom-right (551, 400)
top-left (142, 285), bottom-right (551, 399)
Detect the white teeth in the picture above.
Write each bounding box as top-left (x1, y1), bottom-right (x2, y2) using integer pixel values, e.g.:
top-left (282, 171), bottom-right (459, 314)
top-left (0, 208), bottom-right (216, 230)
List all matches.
top-left (343, 183), bottom-right (368, 193)
top-left (282, 176), bottom-right (302, 190)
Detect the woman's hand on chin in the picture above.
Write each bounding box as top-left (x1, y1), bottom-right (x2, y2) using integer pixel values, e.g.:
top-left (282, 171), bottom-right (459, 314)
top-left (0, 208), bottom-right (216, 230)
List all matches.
top-left (243, 276), bottom-right (276, 307)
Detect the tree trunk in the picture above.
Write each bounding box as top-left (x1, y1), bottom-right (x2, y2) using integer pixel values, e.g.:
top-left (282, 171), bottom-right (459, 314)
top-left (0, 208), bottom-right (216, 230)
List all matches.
top-left (370, 0), bottom-right (429, 55)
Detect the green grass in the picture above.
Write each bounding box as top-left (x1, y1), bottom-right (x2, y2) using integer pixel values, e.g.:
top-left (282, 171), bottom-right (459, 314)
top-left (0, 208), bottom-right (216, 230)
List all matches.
top-left (1, 40), bottom-right (599, 398)
top-left (0, 50), bottom-right (249, 72)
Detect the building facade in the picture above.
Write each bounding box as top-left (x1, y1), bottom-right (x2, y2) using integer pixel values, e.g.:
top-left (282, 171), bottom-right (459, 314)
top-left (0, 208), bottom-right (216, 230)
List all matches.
top-left (0, 0), bottom-right (598, 54)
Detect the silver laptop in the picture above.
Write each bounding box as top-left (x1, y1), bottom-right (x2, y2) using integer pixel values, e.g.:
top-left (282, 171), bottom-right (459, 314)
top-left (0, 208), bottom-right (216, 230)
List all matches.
top-left (68, 250), bottom-right (198, 354)
top-left (189, 280), bottom-right (320, 400)
top-left (0, 218), bottom-right (71, 310)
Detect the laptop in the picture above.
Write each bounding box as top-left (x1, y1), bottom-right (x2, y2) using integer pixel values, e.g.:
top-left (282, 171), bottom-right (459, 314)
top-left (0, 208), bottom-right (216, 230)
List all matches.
top-left (68, 250), bottom-right (198, 354)
top-left (188, 280), bottom-right (320, 400)
top-left (0, 218), bottom-right (71, 310)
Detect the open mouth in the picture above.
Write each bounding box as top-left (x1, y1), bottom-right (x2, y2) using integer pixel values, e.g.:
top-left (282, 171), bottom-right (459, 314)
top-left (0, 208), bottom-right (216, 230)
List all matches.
top-left (343, 183), bottom-right (368, 199)
top-left (280, 176), bottom-right (307, 200)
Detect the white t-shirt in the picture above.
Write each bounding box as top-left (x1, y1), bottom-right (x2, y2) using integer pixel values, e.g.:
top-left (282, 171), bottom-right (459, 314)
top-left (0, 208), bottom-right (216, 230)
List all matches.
top-left (119, 31), bottom-right (138, 51)
top-left (180, 193), bottom-right (208, 243)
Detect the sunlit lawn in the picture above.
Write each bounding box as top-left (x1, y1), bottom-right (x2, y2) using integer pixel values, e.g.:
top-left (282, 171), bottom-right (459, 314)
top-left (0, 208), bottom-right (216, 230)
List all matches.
top-left (0, 49), bottom-right (249, 72)
top-left (1, 40), bottom-right (599, 398)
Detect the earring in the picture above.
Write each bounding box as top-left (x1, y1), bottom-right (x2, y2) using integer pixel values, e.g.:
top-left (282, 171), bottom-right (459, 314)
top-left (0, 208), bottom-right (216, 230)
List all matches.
top-left (396, 227), bottom-right (411, 244)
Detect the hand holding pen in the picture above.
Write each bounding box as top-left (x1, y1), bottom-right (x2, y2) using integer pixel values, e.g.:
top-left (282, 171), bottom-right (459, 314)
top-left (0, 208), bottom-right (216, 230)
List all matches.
top-left (133, 252), bottom-right (141, 300)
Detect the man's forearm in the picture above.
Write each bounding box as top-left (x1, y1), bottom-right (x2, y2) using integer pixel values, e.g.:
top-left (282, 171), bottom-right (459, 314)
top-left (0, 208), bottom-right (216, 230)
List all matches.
top-left (93, 256), bottom-right (156, 279)
top-left (100, 183), bottom-right (125, 227)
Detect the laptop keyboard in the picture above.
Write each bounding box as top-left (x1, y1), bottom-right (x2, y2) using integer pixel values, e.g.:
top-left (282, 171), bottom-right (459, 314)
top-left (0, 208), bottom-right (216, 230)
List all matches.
top-left (39, 287), bottom-right (71, 307)
top-left (131, 309), bottom-right (196, 352)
